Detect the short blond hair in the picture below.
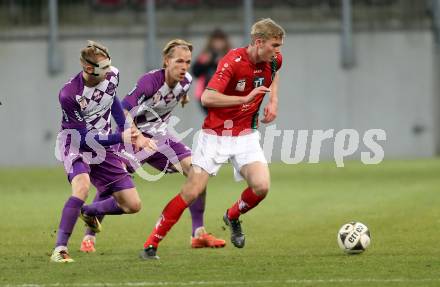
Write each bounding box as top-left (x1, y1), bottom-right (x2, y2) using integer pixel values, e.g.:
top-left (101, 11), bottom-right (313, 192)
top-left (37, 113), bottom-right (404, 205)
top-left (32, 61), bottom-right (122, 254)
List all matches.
top-left (251, 18), bottom-right (285, 44)
top-left (162, 39), bottom-right (193, 68)
top-left (80, 40), bottom-right (110, 64)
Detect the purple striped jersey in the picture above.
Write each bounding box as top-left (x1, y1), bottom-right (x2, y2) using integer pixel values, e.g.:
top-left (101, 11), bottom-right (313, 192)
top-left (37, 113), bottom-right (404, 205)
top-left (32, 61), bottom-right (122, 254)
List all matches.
top-left (59, 66), bottom-right (120, 136)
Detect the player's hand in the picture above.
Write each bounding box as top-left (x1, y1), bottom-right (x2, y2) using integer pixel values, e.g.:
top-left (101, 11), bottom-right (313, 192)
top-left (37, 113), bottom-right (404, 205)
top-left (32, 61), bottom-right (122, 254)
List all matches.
top-left (122, 125), bottom-right (141, 145)
top-left (261, 101), bottom-right (277, 124)
top-left (244, 86), bottom-right (271, 104)
top-left (130, 126), bottom-right (141, 138)
top-left (122, 128), bottom-right (135, 144)
top-left (134, 134), bottom-right (157, 153)
top-left (181, 94), bottom-right (190, 108)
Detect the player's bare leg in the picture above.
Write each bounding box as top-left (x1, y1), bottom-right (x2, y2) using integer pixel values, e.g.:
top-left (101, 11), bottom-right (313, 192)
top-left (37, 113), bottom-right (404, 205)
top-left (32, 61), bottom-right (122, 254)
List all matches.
top-left (178, 157), bottom-right (226, 248)
top-left (141, 166), bottom-right (210, 259)
top-left (112, 188), bottom-right (142, 214)
top-left (224, 162), bottom-right (270, 248)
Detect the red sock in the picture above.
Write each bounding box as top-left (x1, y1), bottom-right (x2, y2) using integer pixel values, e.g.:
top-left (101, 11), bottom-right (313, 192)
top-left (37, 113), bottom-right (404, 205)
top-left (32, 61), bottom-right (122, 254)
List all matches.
top-left (227, 187), bottom-right (266, 220)
top-left (144, 194), bottom-right (188, 249)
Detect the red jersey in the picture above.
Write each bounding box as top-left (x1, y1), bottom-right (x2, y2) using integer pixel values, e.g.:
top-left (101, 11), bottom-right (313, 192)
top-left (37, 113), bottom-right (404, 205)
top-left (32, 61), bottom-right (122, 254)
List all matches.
top-left (203, 47), bottom-right (282, 136)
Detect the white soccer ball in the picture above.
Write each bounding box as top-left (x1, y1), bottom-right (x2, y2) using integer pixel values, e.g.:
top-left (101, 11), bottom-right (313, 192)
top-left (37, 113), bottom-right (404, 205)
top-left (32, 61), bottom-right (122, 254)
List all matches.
top-left (337, 221), bottom-right (371, 254)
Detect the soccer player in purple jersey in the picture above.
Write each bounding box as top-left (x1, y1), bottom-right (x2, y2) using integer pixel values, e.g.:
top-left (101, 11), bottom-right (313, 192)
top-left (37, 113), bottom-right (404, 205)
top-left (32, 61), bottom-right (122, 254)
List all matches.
top-left (79, 39), bottom-right (225, 254)
top-left (51, 41), bottom-right (156, 263)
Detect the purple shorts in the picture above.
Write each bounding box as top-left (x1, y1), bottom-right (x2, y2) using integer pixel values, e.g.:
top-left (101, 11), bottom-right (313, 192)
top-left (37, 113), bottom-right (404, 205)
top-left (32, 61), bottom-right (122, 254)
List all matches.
top-left (65, 150), bottom-right (134, 195)
top-left (117, 133), bottom-right (191, 174)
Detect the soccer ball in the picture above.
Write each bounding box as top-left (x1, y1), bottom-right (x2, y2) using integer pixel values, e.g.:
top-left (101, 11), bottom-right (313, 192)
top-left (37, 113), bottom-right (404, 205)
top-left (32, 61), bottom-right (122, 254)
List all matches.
top-left (337, 221), bottom-right (371, 254)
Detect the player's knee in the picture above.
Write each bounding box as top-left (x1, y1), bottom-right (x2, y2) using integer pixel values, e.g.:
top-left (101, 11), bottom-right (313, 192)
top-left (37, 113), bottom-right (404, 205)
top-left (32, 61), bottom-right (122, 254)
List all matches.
top-left (252, 181), bottom-right (270, 197)
top-left (124, 199), bottom-right (142, 214)
top-left (72, 177), bottom-right (90, 199)
top-left (181, 185), bottom-right (203, 204)
top-left (181, 189), bottom-right (197, 203)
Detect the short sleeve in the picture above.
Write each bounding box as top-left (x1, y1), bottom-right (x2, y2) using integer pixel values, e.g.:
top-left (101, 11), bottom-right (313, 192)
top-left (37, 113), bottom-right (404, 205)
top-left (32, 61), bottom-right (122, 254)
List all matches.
top-left (206, 53), bottom-right (235, 94)
top-left (59, 89), bottom-right (86, 130)
top-left (122, 73), bottom-right (157, 111)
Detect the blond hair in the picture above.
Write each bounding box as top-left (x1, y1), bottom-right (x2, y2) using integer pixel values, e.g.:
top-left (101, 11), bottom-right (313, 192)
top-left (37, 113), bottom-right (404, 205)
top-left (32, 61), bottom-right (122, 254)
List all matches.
top-left (250, 18), bottom-right (285, 44)
top-left (162, 39), bottom-right (193, 68)
top-left (80, 40), bottom-right (110, 65)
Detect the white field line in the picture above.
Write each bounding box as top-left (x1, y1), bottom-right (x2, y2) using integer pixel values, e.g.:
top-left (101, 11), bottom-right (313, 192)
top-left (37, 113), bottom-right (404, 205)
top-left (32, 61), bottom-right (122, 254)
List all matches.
top-left (3, 278), bottom-right (440, 287)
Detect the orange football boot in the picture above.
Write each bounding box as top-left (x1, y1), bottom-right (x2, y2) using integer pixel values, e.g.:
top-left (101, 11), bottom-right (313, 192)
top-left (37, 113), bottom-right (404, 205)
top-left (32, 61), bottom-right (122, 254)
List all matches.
top-left (191, 227), bottom-right (226, 248)
top-left (80, 238), bottom-right (96, 253)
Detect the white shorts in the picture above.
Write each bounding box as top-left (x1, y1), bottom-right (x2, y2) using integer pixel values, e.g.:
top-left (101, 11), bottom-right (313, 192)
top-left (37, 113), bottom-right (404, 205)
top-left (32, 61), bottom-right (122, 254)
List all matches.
top-left (192, 130), bottom-right (267, 181)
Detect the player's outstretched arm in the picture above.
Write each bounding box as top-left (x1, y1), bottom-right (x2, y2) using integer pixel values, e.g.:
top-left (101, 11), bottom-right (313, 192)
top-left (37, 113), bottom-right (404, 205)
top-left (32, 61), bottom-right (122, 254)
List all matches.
top-left (201, 86), bottom-right (270, 108)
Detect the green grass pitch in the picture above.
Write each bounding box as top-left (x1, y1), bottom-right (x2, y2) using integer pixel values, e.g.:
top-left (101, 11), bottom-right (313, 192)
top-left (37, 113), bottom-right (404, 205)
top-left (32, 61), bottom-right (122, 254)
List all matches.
top-left (0, 160), bottom-right (439, 286)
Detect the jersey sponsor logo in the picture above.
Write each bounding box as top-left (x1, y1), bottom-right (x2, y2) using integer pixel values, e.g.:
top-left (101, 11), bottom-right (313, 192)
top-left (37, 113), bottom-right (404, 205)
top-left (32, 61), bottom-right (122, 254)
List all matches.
top-left (234, 56), bottom-right (242, 62)
top-left (253, 77), bottom-right (264, 88)
top-left (254, 69), bottom-right (263, 73)
top-left (74, 110), bottom-right (84, 122)
top-left (235, 79), bottom-right (246, 92)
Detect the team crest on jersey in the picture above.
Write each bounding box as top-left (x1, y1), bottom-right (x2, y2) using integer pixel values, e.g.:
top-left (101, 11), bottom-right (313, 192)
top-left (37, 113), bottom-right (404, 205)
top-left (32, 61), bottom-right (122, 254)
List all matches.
top-left (235, 79), bottom-right (246, 92)
top-left (253, 77), bottom-right (264, 88)
top-left (106, 82), bottom-right (116, 95)
top-left (163, 92), bottom-right (175, 104)
top-left (92, 90), bottom-right (104, 102)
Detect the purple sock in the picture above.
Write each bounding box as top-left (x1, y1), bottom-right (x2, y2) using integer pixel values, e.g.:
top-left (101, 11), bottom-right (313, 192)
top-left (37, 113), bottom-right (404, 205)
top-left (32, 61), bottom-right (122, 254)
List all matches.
top-left (56, 196), bottom-right (84, 247)
top-left (85, 193), bottom-right (111, 237)
top-left (189, 191), bottom-right (206, 237)
top-left (82, 196), bottom-right (124, 217)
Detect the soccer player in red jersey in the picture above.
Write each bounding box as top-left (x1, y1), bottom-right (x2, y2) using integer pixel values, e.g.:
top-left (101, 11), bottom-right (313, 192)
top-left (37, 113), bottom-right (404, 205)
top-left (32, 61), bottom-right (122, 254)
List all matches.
top-left (140, 18), bottom-right (285, 259)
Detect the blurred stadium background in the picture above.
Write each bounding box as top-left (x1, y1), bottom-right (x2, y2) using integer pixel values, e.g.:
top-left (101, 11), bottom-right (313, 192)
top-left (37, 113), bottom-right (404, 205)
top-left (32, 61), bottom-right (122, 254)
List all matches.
top-left (0, 0), bottom-right (438, 166)
top-left (2, 2), bottom-right (440, 286)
